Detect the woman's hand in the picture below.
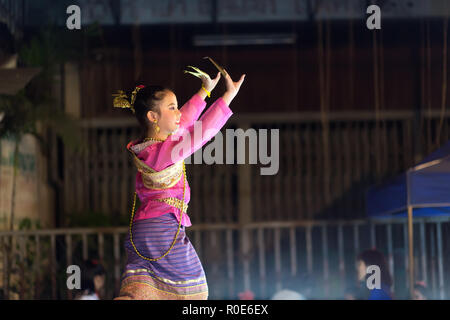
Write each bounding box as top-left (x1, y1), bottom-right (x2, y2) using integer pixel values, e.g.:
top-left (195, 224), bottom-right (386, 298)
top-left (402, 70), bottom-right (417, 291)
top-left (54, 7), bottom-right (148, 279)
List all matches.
top-left (223, 70), bottom-right (245, 97)
top-left (221, 71), bottom-right (246, 105)
top-left (184, 66), bottom-right (221, 92)
top-left (202, 71), bottom-right (221, 92)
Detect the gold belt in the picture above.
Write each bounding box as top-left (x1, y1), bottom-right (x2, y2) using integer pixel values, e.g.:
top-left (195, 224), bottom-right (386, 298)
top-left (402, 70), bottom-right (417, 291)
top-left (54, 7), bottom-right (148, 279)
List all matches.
top-left (154, 197), bottom-right (188, 213)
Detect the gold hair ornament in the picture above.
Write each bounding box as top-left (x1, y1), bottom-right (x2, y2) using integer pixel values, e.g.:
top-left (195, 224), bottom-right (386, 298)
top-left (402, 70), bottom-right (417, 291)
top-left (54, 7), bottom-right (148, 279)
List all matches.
top-left (130, 86), bottom-right (143, 106)
top-left (112, 86), bottom-right (144, 114)
top-left (112, 90), bottom-right (134, 113)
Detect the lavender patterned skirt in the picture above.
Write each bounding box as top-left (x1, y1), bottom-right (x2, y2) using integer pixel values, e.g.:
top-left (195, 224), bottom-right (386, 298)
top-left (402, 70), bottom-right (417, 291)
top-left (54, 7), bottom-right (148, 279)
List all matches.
top-left (115, 213), bottom-right (208, 300)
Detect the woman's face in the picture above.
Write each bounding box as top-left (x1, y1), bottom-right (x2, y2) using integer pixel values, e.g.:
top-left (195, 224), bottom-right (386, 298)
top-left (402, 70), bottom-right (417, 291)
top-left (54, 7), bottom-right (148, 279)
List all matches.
top-left (148, 90), bottom-right (181, 135)
top-left (357, 260), bottom-right (367, 281)
top-left (94, 274), bottom-right (105, 291)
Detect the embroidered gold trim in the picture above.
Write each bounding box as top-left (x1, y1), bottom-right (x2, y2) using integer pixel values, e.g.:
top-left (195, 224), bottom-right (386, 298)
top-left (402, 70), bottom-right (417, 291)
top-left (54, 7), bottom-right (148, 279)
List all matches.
top-left (132, 154), bottom-right (183, 190)
top-left (130, 140), bottom-right (157, 154)
top-left (123, 268), bottom-right (206, 285)
top-left (120, 281), bottom-right (208, 297)
top-left (154, 197), bottom-right (188, 213)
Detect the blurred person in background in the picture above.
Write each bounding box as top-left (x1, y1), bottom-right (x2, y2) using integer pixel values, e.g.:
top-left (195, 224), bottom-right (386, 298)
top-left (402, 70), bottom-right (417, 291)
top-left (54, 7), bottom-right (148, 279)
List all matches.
top-left (271, 289), bottom-right (306, 300)
top-left (412, 281), bottom-right (429, 300)
top-left (74, 259), bottom-right (106, 300)
top-left (356, 249), bottom-right (393, 300)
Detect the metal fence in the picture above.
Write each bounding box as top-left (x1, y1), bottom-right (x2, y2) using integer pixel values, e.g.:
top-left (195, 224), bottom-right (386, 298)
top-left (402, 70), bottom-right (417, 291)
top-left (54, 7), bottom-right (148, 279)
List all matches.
top-left (1, 216), bottom-right (449, 300)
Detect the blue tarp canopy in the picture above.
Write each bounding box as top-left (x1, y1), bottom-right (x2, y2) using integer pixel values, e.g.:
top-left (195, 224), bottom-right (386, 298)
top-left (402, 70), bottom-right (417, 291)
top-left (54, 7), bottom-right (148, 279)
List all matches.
top-left (367, 141), bottom-right (450, 218)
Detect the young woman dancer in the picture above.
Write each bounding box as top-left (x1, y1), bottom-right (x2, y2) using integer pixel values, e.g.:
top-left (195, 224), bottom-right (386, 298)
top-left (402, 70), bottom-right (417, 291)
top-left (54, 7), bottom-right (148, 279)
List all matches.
top-left (113, 61), bottom-right (245, 300)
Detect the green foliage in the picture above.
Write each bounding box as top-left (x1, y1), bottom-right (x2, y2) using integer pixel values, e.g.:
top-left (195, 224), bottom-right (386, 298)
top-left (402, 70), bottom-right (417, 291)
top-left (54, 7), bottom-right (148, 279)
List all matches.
top-left (18, 217), bottom-right (42, 231)
top-left (0, 92), bottom-right (34, 137)
top-left (3, 217), bottom-right (47, 299)
top-left (20, 29), bottom-right (64, 71)
top-left (1, 24), bottom-right (120, 299)
top-left (0, 28), bottom-right (86, 153)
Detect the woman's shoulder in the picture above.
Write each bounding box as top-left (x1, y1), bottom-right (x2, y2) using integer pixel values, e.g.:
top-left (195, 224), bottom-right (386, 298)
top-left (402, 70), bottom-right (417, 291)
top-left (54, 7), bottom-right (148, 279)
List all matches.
top-left (128, 139), bottom-right (161, 161)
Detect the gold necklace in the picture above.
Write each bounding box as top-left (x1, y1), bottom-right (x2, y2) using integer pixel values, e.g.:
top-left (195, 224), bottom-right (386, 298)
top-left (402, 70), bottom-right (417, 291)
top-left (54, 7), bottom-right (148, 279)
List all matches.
top-left (144, 137), bottom-right (165, 143)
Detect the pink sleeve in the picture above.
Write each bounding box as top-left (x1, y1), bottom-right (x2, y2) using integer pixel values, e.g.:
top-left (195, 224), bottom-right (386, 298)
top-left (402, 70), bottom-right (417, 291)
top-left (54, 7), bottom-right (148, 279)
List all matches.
top-left (178, 93), bottom-right (207, 129)
top-left (146, 98), bottom-right (233, 171)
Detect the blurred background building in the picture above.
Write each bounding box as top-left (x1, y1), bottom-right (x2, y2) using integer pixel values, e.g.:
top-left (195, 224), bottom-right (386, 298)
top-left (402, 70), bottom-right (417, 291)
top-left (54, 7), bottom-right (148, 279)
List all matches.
top-left (0, 0), bottom-right (449, 300)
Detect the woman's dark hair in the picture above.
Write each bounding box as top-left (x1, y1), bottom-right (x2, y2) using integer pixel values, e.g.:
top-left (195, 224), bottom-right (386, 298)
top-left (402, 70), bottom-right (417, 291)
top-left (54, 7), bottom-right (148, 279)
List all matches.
top-left (131, 85), bottom-right (172, 139)
top-left (357, 249), bottom-right (392, 287)
top-left (79, 259), bottom-right (105, 295)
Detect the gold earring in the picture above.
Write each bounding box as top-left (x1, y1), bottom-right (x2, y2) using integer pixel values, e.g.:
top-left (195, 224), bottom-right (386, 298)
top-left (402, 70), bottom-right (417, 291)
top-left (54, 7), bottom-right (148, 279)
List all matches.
top-left (153, 120), bottom-right (160, 133)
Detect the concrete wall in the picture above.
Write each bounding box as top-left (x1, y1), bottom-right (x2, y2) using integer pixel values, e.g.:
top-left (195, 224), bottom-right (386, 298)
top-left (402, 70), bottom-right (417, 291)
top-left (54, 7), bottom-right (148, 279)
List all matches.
top-left (0, 134), bottom-right (55, 230)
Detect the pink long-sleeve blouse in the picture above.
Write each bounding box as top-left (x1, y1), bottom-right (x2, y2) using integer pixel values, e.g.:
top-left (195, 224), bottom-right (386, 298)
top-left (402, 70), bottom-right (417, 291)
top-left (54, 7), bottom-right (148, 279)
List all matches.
top-left (126, 93), bottom-right (233, 227)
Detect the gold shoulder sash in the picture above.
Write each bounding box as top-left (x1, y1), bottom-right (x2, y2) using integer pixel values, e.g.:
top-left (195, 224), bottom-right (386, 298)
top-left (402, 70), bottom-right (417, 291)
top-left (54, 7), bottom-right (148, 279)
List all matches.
top-left (131, 154), bottom-right (183, 190)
